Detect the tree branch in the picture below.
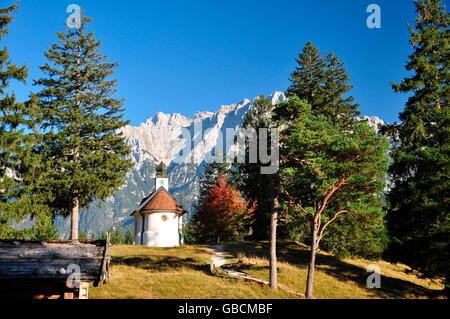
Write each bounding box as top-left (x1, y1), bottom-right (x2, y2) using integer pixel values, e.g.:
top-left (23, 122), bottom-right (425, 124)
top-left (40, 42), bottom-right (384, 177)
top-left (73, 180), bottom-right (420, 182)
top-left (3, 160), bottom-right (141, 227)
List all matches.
top-left (281, 155), bottom-right (325, 177)
top-left (281, 155), bottom-right (312, 166)
top-left (318, 210), bottom-right (351, 242)
top-left (282, 188), bottom-right (309, 216)
top-left (316, 178), bottom-right (347, 220)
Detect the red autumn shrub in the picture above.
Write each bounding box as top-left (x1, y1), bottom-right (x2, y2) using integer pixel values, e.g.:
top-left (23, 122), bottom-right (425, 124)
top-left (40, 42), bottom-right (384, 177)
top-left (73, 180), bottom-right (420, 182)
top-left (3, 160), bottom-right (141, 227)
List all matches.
top-left (190, 177), bottom-right (256, 243)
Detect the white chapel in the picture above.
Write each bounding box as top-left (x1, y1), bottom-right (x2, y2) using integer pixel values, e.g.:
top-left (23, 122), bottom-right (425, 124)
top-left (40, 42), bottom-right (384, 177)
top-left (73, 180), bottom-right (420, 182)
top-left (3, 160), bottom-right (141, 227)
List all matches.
top-left (131, 162), bottom-right (186, 247)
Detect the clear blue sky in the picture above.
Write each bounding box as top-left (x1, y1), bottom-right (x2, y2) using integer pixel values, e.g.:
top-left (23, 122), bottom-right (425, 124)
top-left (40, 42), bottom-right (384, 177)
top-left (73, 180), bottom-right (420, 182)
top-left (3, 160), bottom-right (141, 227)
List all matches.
top-left (5, 0), bottom-right (445, 126)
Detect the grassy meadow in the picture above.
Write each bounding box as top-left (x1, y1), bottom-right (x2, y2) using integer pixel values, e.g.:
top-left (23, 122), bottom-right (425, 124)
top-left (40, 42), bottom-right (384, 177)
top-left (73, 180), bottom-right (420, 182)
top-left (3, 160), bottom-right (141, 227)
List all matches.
top-left (89, 241), bottom-right (445, 299)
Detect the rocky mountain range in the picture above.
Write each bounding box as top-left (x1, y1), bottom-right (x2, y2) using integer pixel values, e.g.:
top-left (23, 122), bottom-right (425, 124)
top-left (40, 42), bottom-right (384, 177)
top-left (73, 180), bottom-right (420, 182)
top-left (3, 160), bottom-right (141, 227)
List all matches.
top-left (54, 92), bottom-right (387, 238)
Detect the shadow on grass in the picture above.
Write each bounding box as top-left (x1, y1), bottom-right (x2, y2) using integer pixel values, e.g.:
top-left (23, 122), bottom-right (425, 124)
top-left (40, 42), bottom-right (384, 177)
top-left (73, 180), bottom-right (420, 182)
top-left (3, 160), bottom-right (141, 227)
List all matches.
top-left (110, 249), bottom-right (211, 275)
top-left (224, 241), bottom-right (444, 299)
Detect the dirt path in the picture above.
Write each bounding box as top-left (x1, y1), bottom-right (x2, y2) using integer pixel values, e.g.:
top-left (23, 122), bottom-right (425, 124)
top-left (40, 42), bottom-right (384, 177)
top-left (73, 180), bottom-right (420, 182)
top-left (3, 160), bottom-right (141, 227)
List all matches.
top-left (207, 244), bottom-right (269, 283)
top-left (207, 244), bottom-right (304, 298)
top-left (208, 244), bottom-right (228, 268)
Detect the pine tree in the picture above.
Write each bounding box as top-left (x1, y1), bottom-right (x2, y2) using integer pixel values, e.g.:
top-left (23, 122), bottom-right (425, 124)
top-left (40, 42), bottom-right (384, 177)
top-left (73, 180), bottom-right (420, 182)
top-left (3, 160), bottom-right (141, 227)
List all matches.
top-left (383, 0), bottom-right (449, 293)
top-left (233, 95), bottom-right (274, 240)
top-left (285, 41), bottom-right (360, 125)
top-left (14, 211), bottom-right (59, 241)
top-left (97, 232), bottom-right (107, 240)
top-left (279, 42), bottom-right (388, 260)
top-left (0, 2), bottom-right (41, 238)
top-left (232, 95), bottom-right (279, 289)
top-left (110, 226), bottom-right (124, 245)
top-left (282, 43), bottom-right (389, 296)
top-left (124, 229), bottom-right (133, 244)
top-left (32, 11), bottom-right (132, 242)
top-left (79, 230), bottom-right (87, 240)
top-left (198, 160), bottom-right (230, 202)
top-left (274, 96), bottom-right (388, 298)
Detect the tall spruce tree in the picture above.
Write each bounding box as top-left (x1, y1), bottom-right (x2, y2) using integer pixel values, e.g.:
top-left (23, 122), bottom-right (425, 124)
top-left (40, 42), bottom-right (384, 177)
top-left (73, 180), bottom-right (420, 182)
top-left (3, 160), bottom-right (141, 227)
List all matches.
top-left (233, 95), bottom-right (274, 240)
top-left (383, 0), bottom-right (449, 293)
top-left (285, 41), bottom-right (360, 125)
top-left (232, 94), bottom-right (280, 289)
top-left (0, 2), bottom-right (36, 238)
top-left (33, 11), bottom-right (132, 242)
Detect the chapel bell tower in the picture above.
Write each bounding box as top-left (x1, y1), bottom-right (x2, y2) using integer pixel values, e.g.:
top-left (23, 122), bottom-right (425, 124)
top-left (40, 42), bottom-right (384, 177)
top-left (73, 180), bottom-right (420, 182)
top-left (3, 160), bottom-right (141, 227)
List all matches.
top-left (155, 162), bottom-right (169, 191)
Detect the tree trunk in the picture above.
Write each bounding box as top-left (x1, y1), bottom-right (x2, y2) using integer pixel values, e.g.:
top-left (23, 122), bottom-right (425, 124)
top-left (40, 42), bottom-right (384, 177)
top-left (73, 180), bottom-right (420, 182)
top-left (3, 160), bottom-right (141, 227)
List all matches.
top-left (269, 174), bottom-right (279, 290)
top-left (71, 41), bottom-right (81, 245)
top-left (305, 222), bottom-right (318, 299)
top-left (71, 196), bottom-right (79, 243)
top-left (70, 146), bottom-right (80, 244)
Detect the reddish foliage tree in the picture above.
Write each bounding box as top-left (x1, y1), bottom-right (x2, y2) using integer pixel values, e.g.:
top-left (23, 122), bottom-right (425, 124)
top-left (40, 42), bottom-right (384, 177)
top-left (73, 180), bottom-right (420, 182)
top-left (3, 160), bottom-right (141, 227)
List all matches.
top-left (192, 177), bottom-right (256, 243)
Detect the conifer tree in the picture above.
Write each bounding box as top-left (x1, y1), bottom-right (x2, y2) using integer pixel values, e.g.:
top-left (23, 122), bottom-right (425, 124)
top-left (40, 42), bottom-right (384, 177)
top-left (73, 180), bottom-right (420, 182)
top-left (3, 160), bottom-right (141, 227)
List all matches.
top-left (0, 2), bottom-right (37, 238)
top-left (97, 232), bottom-right (107, 240)
top-left (32, 11), bottom-right (132, 242)
top-left (280, 42), bottom-right (388, 259)
top-left (78, 230), bottom-right (87, 240)
top-left (285, 41), bottom-right (360, 125)
top-left (198, 159), bottom-right (230, 202)
top-left (124, 229), bottom-right (133, 244)
top-left (275, 96), bottom-right (389, 298)
top-left (233, 95), bottom-right (274, 240)
top-left (110, 226), bottom-right (124, 245)
top-left (280, 42), bottom-right (389, 298)
top-left (232, 95), bottom-right (279, 289)
top-left (383, 0), bottom-right (449, 293)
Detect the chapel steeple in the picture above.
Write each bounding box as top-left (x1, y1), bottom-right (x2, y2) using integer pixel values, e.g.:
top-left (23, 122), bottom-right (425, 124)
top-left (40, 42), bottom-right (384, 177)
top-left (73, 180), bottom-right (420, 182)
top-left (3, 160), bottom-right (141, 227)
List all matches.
top-left (155, 161), bottom-right (168, 190)
top-left (156, 161), bottom-right (167, 177)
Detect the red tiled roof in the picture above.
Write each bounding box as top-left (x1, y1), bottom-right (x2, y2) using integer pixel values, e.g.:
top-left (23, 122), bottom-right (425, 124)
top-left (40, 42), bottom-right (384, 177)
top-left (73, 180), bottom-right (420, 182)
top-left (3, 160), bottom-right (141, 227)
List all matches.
top-left (135, 187), bottom-right (185, 213)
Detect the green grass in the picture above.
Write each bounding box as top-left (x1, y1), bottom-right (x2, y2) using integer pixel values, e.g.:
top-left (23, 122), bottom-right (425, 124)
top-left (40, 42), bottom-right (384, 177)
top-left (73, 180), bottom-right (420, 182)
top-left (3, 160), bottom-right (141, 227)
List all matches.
top-left (89, 242), bottom-right (445, 299)
top-left (89, 244), bottom-right (292, 299)
top-left (223, 241), bottom-right (445, 299)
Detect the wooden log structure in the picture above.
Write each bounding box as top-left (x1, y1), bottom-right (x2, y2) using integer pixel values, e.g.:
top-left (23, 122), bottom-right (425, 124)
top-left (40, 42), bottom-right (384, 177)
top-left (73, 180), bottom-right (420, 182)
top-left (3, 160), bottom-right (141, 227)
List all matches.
top-left (0, 239), bottom-right (110, 299)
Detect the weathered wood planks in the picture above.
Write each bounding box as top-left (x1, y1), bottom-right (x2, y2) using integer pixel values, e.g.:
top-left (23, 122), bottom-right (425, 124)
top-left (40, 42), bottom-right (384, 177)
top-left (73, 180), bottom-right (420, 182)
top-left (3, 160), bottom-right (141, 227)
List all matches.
top-left (0, 240), bottom-right (110, 284)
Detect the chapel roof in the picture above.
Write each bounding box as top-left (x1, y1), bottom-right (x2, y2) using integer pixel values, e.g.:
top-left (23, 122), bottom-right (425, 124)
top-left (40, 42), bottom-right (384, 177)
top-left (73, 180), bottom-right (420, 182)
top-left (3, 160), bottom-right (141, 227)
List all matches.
top-left (132, 186), bottom-right (186, 215)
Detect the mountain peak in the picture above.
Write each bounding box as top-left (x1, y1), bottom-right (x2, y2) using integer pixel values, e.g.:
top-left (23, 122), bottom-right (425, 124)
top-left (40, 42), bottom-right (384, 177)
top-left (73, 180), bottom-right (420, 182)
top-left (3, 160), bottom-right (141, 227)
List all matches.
top-left (60, 91), bottom-right (386, 238)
